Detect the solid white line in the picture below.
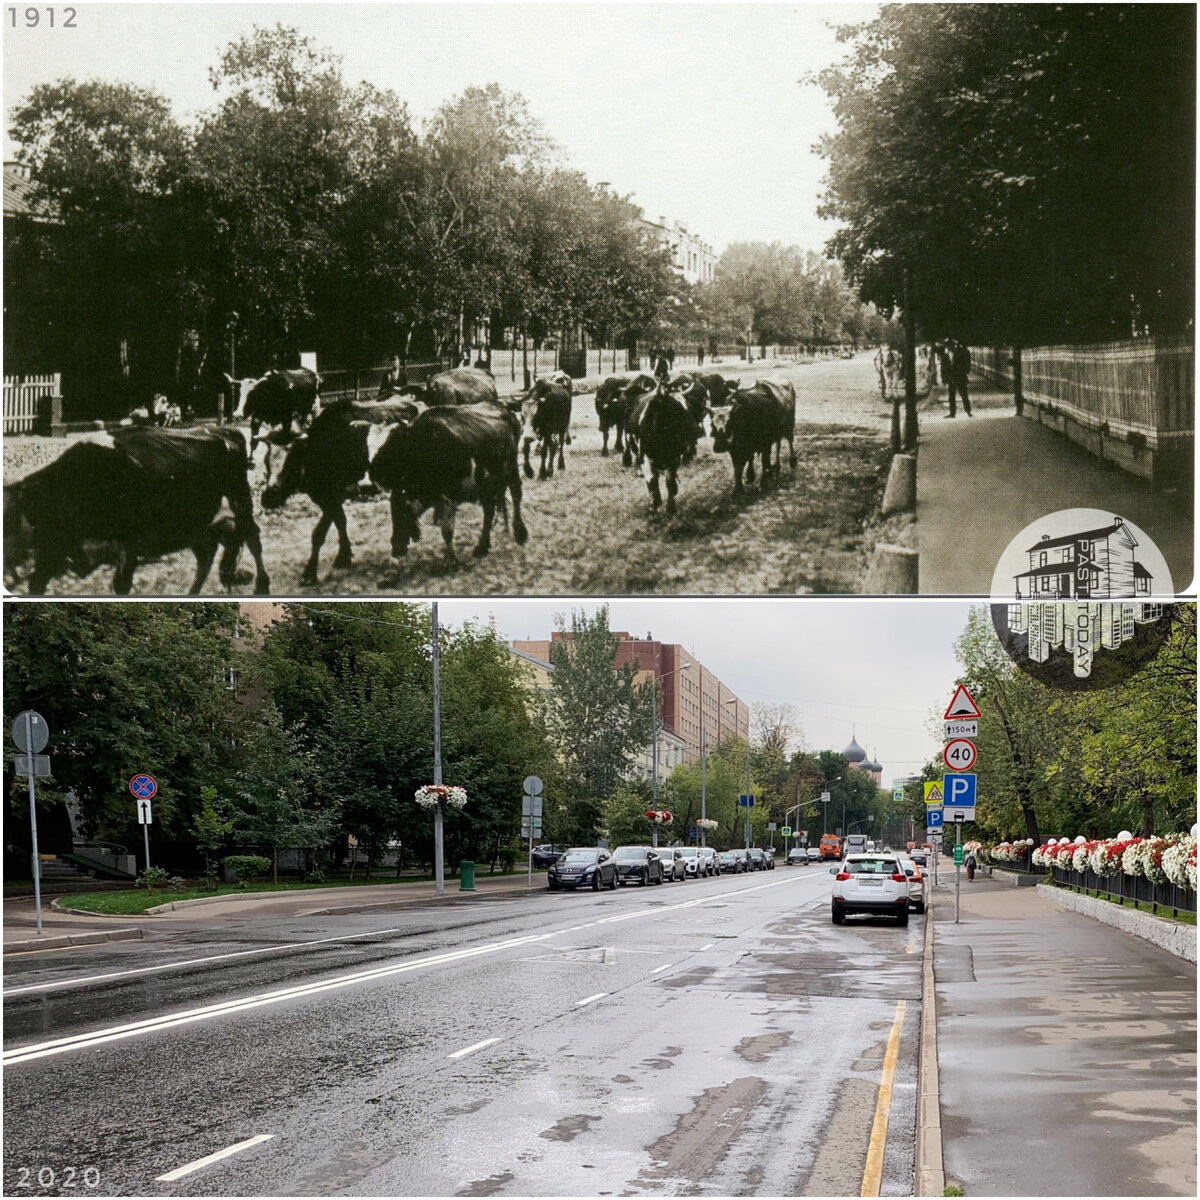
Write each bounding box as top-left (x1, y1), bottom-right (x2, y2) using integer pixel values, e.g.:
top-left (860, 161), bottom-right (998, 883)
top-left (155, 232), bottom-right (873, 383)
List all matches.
top-left (447, 1037), bottom-right (501, 1060)
top-left (4, 927), bottom-right (415, 996)
top-left (154, 1134), bottom-right (274, 1182)
top-left (650, 964), bottom-right (672, 974)
top-left (6, 873), bottom-right (810, 1065)
top-left (575, 992), bottom-right (607, 1007)
top-left (699, 944), bottom-right (714, 951)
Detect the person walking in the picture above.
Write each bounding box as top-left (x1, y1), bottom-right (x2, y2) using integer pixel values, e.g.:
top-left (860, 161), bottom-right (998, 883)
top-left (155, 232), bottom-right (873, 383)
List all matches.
top-left (965, 850), bottom-right (977, 882)
top-left (943, 338), bottom-right (973, 418)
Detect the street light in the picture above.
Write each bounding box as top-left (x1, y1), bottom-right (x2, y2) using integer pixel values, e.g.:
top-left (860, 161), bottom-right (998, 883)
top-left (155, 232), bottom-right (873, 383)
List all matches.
top-left (722, 697), bottom-right (751, 848)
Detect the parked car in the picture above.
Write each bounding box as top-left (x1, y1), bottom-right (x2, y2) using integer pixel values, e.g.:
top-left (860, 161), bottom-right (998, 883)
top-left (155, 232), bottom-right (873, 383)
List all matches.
top-left (611, 845), bottom-right (664, 887)
top-left (678, 847), bottom-right (703, 877)
top-left (806, 847), bottom-right (823, 863)
top-left (830, 853), bottom-right (910, 926)
top-left (894, 851), bottom-right (926, 912)
top-left (717, 849), bottom-right (743, 873)
top-left (659, 847), bottom-right (687, 882)
top-left (910, 851), bottom-right (928, 867)
top-left (547, 847), bottom-right (617, 891)
top-left (747, 848), bottom-right (766, 871)
top-left (531, 844), bottom-right (566, 868)
top-left (786, 847), bottom-right (808, 866)
top-left (697, 846), bottom-right (719, 876)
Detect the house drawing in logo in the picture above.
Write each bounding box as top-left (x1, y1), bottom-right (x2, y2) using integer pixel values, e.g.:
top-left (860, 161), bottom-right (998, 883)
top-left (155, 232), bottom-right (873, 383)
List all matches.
top-left (1007, 601), bottom-right (1164, 677)
top-left (1013, 517), bottom-right (1153, 600)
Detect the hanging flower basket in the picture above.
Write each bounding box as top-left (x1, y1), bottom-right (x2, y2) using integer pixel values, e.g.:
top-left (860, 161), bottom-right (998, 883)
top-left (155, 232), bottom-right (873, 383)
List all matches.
top-left (415, 784), bottom-right (468, 810)
top-left (696, 818), bottom-right (719, 831)
top-left (644, 809), bottom-right (673, 825)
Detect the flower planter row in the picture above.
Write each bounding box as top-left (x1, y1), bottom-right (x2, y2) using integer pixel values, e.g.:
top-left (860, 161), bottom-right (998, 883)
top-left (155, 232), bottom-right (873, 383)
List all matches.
top-left (989, 833), bottom-right (1197, 896)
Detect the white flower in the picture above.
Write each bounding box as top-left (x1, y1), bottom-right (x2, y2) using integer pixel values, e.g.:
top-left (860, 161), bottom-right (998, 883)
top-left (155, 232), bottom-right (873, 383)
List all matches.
top-left (414, 784), bottom-right (468, 810)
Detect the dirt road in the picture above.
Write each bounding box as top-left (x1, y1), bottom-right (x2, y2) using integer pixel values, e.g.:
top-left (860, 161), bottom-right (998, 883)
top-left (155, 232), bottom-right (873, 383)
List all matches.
top-left (4, 355), bottom-right (893, 596)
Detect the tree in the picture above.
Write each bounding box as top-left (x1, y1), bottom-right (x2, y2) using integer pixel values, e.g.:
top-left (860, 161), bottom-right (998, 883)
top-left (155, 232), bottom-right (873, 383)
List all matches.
top-left (814, 5), bottom-right (1195, 343)
top-left (543, 607), bottom-right (654, 843)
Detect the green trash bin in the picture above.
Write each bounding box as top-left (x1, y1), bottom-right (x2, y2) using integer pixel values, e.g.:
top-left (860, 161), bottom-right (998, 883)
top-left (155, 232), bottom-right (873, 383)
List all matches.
top-left (459, 860), bottom-right (476, 892)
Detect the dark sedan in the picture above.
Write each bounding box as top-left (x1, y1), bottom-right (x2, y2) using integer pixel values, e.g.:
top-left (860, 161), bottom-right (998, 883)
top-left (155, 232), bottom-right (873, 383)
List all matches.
top-left (717, 850), bottom-right (743, 873)
top-left (548, 847), bottom-right (617, 891)
top-left (611, 845), bottom-right (665, 887)
top-left (747, 848), bottom-right (766, 871)
top-left (531, 844), bottom-right (566, 868)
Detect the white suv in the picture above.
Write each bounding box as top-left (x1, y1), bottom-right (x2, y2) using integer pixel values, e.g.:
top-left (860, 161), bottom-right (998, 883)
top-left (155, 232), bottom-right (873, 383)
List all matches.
top-left (830, 854), bottom-right (911, 927)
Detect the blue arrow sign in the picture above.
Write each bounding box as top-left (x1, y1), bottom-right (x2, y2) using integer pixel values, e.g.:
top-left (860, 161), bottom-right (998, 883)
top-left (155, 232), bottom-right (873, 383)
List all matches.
top-left (738, 794), bottom-right (755, 807)
top-left (927, 809), bottom-right (944, 828)
top-left (943, 773), bottom-right (976, 807)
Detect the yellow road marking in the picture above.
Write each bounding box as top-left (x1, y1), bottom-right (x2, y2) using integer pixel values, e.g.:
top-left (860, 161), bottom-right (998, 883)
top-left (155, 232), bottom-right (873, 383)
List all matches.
top-left (860, 998), bottom-right (907, 1197)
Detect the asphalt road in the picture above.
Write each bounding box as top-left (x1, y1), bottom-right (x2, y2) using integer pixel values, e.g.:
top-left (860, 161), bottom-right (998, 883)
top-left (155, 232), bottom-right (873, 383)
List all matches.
top-left (4, 868), bottom-right (922, 1196)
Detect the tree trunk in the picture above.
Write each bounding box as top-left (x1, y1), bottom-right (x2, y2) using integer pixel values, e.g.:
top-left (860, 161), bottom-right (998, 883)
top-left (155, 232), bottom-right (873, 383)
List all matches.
top-left (272, 846), bottom-right (278, 886)
top-left (1022, 804), bottom-right (1040, 844)
top-left (365, 840), bottom-right (375, 880)
top-left (348, 840), bottom-right (356, 882)
top-left (1141, 794), bottom-right (1155, 838)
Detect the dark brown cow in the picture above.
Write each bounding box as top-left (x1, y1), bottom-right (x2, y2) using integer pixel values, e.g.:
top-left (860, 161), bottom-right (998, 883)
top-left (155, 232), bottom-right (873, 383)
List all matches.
top-left (594, 375), bottom-right (630, 456)
top-left (710, 380), bottom-right (798, 493)
top-left (398, 366), bottom-right (498, 407)
top-left (630, 381), bottom-right (697, 515)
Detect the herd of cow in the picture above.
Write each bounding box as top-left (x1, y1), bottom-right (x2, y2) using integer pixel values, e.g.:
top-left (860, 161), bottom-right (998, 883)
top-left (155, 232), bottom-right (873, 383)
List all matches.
top-left (3, 363), bottom-right (799, 595)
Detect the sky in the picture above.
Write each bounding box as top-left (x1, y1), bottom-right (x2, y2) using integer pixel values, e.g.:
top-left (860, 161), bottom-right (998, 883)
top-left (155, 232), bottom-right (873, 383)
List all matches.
top-left (3, 1), bottom-right (878, 253)
top-left (436, 596), bottom-right (978, 789)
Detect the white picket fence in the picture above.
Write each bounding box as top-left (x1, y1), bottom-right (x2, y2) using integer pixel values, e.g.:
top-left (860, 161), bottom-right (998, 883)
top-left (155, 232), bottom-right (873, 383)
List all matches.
top-left (3, 373), bottom-right (60, 433)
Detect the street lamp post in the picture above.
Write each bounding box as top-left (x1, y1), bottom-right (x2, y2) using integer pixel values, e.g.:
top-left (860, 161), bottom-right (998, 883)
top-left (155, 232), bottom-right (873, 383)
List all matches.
top-left (700, 726), bottom-right (708, 848)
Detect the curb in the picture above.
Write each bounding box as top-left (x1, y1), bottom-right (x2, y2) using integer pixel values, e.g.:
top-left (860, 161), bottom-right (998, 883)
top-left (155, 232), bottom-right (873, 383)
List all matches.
top-left (1036, 883), bottom-right (1197, 963)
top-left (914, 889), bottom-right (945, 1197)
top-left (4, 927), bottom-right (143, 955)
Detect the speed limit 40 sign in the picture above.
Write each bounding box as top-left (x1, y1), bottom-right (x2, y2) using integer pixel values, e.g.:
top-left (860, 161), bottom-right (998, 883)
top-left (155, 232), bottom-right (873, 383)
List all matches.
top-left (943, 738), bottom-right (978, 772)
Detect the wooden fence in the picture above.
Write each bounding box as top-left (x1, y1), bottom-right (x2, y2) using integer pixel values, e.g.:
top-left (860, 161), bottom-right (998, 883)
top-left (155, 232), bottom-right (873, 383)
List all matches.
top-left (970, 337), bottom-right (1194, 485)
top-left (3, 373), bottom-right (61, 433)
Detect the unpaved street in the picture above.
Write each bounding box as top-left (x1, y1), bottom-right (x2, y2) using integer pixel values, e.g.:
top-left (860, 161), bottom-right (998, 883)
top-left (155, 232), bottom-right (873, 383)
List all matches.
top-left (4, 356), bottom-right (893, 596)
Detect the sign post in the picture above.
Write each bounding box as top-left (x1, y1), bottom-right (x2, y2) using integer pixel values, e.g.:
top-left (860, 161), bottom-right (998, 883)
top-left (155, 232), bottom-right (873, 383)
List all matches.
top-left (130, 774), bottom-right (158, 871)
top-left (13, 711), bottom-right (49, 935)
top-left (522, 775), bottom-right (543, 887)
top-left (738, 794), bottom-right (754, 849)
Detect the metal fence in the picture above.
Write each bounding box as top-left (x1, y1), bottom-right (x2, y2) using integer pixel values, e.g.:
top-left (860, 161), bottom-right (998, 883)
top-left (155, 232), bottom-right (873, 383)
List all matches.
top-left (1051, 865), bottom-right (1195, 916)
top-left (3, 372), bottom-right (60, 433)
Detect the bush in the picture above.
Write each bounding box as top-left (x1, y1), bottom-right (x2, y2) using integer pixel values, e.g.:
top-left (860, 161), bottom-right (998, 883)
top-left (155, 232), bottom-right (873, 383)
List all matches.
top-left (137, 866), bottom-right (169, 894)
top-left (222, 855), bottom-right (272, 887)
top-left (168, 876), bottom-right (188, 892)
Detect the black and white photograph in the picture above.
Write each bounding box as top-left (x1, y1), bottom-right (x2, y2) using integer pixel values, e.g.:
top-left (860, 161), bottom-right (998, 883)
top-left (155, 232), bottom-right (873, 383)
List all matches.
top-left (3, 3), bottom-right (1193, 596)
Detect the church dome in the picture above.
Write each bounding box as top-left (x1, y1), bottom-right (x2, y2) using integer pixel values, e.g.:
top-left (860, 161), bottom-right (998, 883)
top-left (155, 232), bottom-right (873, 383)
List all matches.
top-left (841, 736), bottom-right (867, 763)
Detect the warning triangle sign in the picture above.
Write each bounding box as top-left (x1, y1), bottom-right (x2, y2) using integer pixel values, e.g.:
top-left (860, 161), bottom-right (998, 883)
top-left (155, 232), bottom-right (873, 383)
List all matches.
top-left (944, 684), bottom-right (982, 720)
top-left (923, 781), bottom-right (944, 804)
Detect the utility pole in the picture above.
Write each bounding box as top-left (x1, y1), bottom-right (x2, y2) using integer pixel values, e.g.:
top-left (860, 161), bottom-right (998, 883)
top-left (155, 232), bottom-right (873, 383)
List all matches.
top-left (651, 686), bottom-right (659, 848)
top-left (744, 738), bottom-right (751, 849)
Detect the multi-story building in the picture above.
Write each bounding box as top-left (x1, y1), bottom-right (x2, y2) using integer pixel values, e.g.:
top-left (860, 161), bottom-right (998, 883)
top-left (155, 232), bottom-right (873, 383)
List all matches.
top-left (639, 215), bottom-right (718, 286)
top-left (511, 631), bottom-right (749, 771)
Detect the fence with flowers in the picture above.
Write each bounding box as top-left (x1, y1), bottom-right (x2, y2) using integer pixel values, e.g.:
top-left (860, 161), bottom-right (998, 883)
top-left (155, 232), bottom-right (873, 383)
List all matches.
top-left (992, 834), bottom-right (1197, 916)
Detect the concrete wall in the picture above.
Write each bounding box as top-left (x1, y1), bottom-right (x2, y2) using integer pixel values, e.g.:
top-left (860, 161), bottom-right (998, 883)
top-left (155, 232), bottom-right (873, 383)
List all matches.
top-left (1037, 883), bottom-right (1197, 963)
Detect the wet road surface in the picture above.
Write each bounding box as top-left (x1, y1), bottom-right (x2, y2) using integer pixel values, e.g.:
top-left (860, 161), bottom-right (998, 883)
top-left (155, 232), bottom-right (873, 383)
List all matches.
top-left (4, 868), bottom-right (922, 1196)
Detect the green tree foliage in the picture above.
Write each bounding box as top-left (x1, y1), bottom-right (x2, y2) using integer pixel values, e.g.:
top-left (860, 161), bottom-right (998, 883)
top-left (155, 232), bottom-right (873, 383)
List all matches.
top-left (3, 604), bottom-right (238, 856)
top-left (815, 4), bottom-right (1195, 342)
top-left (543, 607), bottom-right (654, 844)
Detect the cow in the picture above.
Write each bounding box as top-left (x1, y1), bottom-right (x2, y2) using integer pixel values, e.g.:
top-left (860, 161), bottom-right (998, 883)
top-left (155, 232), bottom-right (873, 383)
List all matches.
top-left (396, 366), bottom-right (498, 407)
top-left (594, 375), bottom-right (630, 456)
top-left (4, 426), bottom-right (270, 595)
top-left (710, 380), bottom-right (798, 494)
top-left (697, 373), bottom-right (738, 407)
top-left (618, 374), bottom-right (659, 467)
top-left (630, 381), bottom-right (696, 516)
top-left (226, 368), bottom-right (320, 440)
top-left (368, 402), bottom-right (528, 564)
top-left (515, 379), bottom-right (572, 479)
top-left (258, 399), bottom-right (422, 585)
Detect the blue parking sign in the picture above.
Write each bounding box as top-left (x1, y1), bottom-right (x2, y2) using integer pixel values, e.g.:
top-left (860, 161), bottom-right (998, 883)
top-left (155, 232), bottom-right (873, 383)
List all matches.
top-left (927, 809), bottom-right (944, 828)
top-left (943, 774), bottom-right (976, 807)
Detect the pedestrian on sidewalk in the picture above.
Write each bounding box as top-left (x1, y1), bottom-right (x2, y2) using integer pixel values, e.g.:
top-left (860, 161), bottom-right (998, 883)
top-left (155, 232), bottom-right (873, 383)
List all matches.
top-left (941, 338), bottom-right (973, 418)
top-left (965, 850), bottom-right (977, 881)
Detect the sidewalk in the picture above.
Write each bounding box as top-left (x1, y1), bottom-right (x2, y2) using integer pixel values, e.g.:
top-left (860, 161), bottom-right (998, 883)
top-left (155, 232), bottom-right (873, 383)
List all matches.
top-left (930, 876), bottom-right (1196, 1196)
top-left (4, 871), bottom-right (541, 951)
top-left (915, 386), bottom-right (1194, 594)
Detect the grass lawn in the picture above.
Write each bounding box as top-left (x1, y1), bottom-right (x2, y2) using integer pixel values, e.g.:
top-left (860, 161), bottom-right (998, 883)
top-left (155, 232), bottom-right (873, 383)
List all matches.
top-left (60, 871), bottom-right (514, 916)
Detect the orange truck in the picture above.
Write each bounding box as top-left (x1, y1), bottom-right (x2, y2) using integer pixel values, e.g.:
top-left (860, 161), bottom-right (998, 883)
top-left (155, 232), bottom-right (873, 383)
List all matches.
top-left (820, 834), bottom-right (842, 860)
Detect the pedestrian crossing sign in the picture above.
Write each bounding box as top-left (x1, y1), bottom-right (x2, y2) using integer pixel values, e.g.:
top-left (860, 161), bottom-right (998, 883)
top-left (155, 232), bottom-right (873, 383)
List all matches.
top-left (923, 781), bottom-right (944, 804)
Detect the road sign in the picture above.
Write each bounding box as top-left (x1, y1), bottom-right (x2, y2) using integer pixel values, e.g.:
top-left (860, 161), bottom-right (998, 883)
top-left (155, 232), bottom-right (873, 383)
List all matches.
top-left (892, 788), bottom-right (904, 803)
top-left (954, 844), bottom-right (964, 865)
top-left (11, 711), bottom-right (49, 753)
top-left (943, 773), bottom-right (976, 820)
top-left (738, 794), bottom-right (755, 807)
top-left (927, 808), bottom-right (944, 829)
top-left (129, 774), bottom-right (158, 800)
top-left (820, 791), bottom-right (830, 803)
top-left (13, 755), bottom-right (50, 776)
top-left (943, 738), bottom-right (978, 771)
top-left (923, 781), bottom-right (944, 804)
top-left (780, 826), bottom-right (792, 837)
top-left (944, 719), bottom-right (978, 739)
top-left (522, 775), bottom-right (543, 797)
top-left (136, 798), bottom-right (153, 825)
top-left (944, 685), bottom-right (981, 720)
top-left (521, 794), bottom-right (544, 819)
